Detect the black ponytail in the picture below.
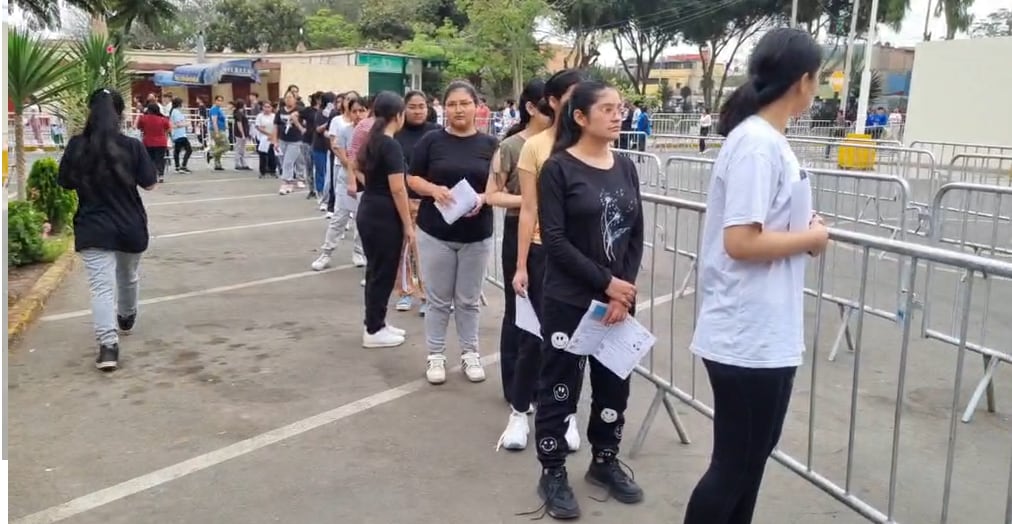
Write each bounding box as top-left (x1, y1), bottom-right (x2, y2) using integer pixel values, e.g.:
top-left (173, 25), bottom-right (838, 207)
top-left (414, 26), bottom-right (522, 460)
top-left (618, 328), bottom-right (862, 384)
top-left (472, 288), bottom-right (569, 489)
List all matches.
top-left (552, 80), bottom-right (609, 154)
top-left (65, 88), bottom-right (133, 191)
top-left (718, 27), bottom-right (822, 136)
top-left (505, 77), bottom-right (546, 138)
top-left (357, 91), bottom-right (405, 176)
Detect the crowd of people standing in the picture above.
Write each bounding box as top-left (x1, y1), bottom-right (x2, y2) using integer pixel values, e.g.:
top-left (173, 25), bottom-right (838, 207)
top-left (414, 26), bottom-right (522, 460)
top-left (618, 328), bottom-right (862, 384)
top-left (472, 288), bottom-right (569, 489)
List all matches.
top-left (58, 26), bottom-right (828, 523)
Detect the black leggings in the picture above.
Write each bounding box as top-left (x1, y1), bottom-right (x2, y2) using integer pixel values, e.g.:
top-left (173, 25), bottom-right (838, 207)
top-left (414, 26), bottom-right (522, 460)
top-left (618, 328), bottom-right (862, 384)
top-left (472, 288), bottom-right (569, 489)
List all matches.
top-left (173, 137), bottom-right (192, 169)
top-left (683, 359), bottom-right (796, 524)
top-left (499, 216), bottom-right (546, 412)
top-left (258, 143), bottom-right (277, 175)
top-left (356, 196), bottom-right (403, 334)
top-left (146, 146), bottom-right (167, 179)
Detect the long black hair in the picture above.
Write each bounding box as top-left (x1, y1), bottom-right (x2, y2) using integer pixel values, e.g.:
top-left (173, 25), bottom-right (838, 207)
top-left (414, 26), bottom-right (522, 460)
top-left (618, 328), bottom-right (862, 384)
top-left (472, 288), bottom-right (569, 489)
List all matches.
top-left (542, 68), bottom-right (585, 122)
top-left (504, 78), bottom-right (545, 138)
top-left (554, 80), bottom-right (611, 153)
top-left (718, 27), bottom-right (821, 136)
top-left (357, 91), bottom-right (404, 176)
top-left (64, 88), bottom-right (133, 190)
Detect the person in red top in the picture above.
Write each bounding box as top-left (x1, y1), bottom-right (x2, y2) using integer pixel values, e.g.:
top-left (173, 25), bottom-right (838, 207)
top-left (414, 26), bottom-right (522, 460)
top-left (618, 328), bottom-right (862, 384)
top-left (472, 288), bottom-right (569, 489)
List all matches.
top-left (475, 97), bottom-right (491, 134)
top-left (135, 103), bottom-right (171, 182)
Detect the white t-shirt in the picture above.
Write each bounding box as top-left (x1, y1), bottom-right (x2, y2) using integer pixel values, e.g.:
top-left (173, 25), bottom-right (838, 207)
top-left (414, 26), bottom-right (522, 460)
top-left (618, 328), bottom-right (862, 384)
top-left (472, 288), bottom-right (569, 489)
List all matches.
top-left (328, 117), bottom-right (351, 166)
top-left (254, 113), bottom-right (275, 140)
top-left (690, 115), bottom-right (809, 369)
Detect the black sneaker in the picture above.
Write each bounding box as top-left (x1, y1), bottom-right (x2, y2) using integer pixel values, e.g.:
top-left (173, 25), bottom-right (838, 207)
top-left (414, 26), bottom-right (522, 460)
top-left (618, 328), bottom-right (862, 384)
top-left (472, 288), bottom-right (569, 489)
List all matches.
top-left (181, 167), bottom-right (191, 173)
top-left (117, 313), bottom-right (136, 334)
top-left (214, 165), bottom-right (224, 171)
top-left (585, 450), bottom-right (643, 504)
top-left (537, 467), bottom-right (580, 519)
top-left (96, 344), bottom-right (119, 372)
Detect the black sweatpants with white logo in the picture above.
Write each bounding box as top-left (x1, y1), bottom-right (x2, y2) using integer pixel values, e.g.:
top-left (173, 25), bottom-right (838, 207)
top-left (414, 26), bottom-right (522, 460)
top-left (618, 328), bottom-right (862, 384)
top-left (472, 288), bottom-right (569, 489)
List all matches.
top-left (534, 297), bottom-right (631, 469)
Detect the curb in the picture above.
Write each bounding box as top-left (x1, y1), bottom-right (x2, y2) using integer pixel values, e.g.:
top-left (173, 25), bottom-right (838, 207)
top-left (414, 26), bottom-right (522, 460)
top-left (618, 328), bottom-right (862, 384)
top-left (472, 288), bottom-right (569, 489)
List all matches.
top-left (7, 249), bottom-right (77, 343)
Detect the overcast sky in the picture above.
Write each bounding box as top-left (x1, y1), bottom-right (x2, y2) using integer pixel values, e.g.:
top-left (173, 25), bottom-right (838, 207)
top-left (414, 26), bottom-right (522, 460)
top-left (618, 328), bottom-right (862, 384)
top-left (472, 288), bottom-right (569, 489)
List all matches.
top-left (590, 0), bottom-right (1008, 65)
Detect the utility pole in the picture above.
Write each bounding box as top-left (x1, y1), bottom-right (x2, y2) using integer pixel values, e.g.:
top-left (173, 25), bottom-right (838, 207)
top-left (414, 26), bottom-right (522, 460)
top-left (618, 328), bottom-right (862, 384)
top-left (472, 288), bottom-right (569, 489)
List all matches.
top-left (923, 0), bottom-right (933, 40)
top-left (791, 0), bottom-right (799, 27)
top-left (840, 0), bottom-right (861, 116)
top-left (854, 0), bottom-right (879, 134)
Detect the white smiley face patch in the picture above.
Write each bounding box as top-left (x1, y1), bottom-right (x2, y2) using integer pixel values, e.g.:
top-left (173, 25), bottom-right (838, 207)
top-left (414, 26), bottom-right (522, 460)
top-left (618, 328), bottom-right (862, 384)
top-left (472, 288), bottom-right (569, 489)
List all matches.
top-left (550, 332), bottom-right (569, 349)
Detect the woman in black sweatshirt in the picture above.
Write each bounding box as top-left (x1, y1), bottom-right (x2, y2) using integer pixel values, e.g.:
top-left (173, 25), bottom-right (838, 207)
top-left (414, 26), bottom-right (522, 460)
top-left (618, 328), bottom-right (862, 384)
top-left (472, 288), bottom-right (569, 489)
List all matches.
top-left (532, 81), bottom-right (645, 520)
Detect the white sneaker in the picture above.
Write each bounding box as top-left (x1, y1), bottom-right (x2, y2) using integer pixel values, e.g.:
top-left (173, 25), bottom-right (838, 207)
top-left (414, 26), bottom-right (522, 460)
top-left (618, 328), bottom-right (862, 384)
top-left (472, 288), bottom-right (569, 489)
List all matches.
top-left (426, 355), bottom-right (447, 384)
top-left (352, 252), bottom-right (367, 267)
top-left (310, 254), bottom-right (331, 271)
top-left (319, 203), bottom-right (327, 211)
top-left (461, 353), bottom-right (486, 382)
top-left (325, 212), bottom-right (334, 219)
top-left (360, 278), bottom-right (366, 287)
top-left (296, 181), bottom-right (306, 189)
top-left (496, 410), bottom-right (530, 451)
top-left (362, 327), bottom-right (405, 348)
top-left (565, 414), bottom-right (581, 451)
top-left (386, 324), bottom-right (405, 336)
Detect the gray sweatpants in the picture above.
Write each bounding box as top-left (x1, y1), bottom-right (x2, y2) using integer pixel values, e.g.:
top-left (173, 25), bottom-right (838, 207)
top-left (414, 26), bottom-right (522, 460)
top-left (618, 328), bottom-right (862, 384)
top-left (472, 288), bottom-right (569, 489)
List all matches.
top-left (80, 249), bottom-right (142, 346)
top-left (279, 140), bottom-right (301, 182)
top-left (320, 207), bottom-right (363, 257)
top-left (417, 229), bottom-right (492, 355)
top-left (234, 137), bottom-right (248, 169)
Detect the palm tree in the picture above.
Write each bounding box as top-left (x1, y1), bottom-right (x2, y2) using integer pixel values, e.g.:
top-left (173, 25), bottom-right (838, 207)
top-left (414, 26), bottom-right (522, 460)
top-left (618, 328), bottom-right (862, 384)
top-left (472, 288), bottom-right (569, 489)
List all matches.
top-left (106, 0), bottom-right (179, 33)
top-left (935, 0), bottom-right (975, 39)
top-left (7, 29), bottom-right (82, 199)
top-left (56, 33), bottom-right (133, 136)
top-left (11, 0), bottom-right (104, 29)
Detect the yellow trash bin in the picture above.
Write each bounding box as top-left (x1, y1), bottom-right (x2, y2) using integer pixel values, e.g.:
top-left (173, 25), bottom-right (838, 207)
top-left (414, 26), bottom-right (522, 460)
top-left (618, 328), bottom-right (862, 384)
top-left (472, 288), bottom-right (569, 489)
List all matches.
top-left (838, 133), bottom-right (876, 170)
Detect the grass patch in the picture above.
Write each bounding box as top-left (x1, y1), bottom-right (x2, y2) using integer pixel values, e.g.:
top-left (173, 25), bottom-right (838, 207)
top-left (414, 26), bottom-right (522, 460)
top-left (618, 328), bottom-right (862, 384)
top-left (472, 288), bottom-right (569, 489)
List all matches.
top-left (40, 234), bottom-right (72, 263)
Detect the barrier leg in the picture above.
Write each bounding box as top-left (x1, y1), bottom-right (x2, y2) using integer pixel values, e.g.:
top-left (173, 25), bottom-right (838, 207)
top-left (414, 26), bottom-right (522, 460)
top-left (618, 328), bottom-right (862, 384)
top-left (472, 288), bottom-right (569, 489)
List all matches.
top-left (661, 392), bottom-right (692, 445)
top-left (676, 260), bottom-right (697, 298)
top-left (828, 304), bottom-right (856, 362)
top-left (629, 386), bottom-right (691, 458)
top-left (961, 355), bottom-right (1000, 423)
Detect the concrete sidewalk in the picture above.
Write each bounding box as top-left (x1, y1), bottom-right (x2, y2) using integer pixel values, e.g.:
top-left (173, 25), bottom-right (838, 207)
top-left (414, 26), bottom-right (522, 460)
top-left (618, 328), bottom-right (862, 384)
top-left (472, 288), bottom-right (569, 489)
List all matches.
top-left (7, 168), bottom-right (1004, 524)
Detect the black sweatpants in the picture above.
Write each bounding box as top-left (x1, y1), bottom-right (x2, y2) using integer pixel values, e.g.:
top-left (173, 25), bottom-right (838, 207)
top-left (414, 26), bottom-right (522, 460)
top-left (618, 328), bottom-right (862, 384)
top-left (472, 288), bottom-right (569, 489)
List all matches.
top-left (500, 215), bottom-right (521, 403)
top-left (534, 297), bottom-right (627, 468)
top-left (683, 359), bottom-right (796, 524)
top-left (258, 143), bottom-right (277, 176)
top-left (146, 146), bottom-right (167, 180)
top-left (356, 195), bottom-right (403, 334)
top-left (173, 137), bottom-right (192, 169)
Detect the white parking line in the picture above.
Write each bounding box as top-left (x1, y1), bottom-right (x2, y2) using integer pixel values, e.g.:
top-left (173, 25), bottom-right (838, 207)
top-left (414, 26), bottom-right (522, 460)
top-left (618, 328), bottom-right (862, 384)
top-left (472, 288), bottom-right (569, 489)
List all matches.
top-left (147, 193), bottom-right (277, 206)
top-left (162, 177), bottom-right (252, 185)
top-left (40, 265), bottom-right (355, 322)
top-left (16, 293), bottom-right (672, 523)
top-left (151, 217), bottom-right (320, 239)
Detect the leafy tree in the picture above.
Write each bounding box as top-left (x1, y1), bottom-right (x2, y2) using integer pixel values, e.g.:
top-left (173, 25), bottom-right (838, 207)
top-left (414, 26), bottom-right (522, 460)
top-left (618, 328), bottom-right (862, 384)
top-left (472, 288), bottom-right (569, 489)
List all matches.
top-left (658, 78), bottom-right (675, 110)
top-left (584, 64), bottom-right (634, 95)
top-left (204, 0), bottom-right (305, 52)
top-left (305, 8), bottom-right (361, 48)
top-left (57, 32), bottom-right (132, 135)
top-left (400, 22), bottom-right (485, 87)
top-left (934, 0), bottom-right (975, 39)
top-left (106, 0), bottom-right (179, 34)
top-left (605, 0), bottom-right (682, 95)
top-left (546, 0), bottom-right (609, 68)
top-left (459, 0), bottom-right (548, 99)
top-left (790, 0), bottom-right (908, 39)
top-left (971, 8), bottom-right (1012, 37)
top-left (123, 0), bottom-right (211, 50)
top-left (11, 0), bottom-right (103, 29)
top-left (359, 0), bottom-right (416, 43)
top-left (7, 28), bottom-right (82, 199)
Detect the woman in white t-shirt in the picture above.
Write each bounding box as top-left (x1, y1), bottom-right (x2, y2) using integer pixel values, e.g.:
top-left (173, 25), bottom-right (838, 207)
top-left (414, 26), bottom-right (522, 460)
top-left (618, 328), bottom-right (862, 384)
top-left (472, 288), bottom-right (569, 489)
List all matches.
top-left (254, 102), bottom-right (277, 177)
top-left (683, 28), bottom-right (829, 524)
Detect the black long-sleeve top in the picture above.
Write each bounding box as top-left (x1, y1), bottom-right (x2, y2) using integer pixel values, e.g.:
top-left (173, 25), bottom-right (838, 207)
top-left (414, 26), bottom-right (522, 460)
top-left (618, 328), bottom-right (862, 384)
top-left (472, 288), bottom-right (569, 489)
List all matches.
top-left (538, 150), bottom-right (644, 309)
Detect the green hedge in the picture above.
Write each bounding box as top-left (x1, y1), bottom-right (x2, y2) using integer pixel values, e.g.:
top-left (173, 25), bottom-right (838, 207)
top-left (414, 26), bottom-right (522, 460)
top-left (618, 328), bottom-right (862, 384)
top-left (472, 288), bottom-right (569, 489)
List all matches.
top-left (27, 157), bottom-right (77, 233)
top-left (8, 158), bottom-right (77, 267)
top-left (8, 201), bottom-right (46, 267)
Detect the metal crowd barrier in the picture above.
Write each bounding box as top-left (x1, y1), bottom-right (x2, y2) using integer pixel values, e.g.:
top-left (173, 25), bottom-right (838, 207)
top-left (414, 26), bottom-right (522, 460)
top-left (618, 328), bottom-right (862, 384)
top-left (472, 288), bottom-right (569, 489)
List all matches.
top-left (945, 154), bottom-right (1012, 186)
top-left (924, 183), bottom-right (1012, 424)
top-left (612, 147), bottom-right (664, 189)
top-left (632, 191), bottom-right (1012, 524)
top-left (909, 140), bottom-right (1012, 167)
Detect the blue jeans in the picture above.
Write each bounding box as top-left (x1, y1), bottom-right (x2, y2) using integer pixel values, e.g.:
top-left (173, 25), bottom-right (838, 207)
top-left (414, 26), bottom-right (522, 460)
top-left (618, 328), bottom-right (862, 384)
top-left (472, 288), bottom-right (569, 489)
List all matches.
top-left (312, 149), bottom-right (328, 194)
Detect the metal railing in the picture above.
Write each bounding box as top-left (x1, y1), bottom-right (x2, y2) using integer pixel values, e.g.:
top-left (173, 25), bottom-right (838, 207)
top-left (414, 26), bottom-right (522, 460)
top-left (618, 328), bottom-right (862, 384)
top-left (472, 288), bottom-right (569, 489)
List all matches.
top-left (909, 140), bottom-right (1012, 167)
top-left (631, 191), bottom-right (1012, 524)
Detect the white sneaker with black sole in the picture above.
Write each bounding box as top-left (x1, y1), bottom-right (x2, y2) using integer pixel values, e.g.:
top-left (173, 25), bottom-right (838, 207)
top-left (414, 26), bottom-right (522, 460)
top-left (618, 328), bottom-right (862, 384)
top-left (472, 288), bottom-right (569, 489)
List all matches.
top-left (426, 355), bottom-right (447, 384)
top-left (496, 410), bottom-right (530, 451)
top-left (352, 252), bottom-right (366, 267)
top-left (461, 353), bottom-right (486, 382)
top-left (362, 327), bottom-right (405, 348)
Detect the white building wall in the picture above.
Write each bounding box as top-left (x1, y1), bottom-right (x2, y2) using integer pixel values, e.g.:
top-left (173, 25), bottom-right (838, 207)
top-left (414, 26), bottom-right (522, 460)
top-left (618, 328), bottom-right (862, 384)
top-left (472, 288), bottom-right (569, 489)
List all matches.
top-left (905, 37), bottom-right (1012, 157)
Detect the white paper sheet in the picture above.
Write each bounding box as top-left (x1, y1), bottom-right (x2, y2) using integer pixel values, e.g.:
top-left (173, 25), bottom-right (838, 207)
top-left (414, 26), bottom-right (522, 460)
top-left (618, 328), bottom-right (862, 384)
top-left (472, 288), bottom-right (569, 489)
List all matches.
top-left (514, 295), bottom-right (542, 339)
top-left (435, 179), bottom-right (480, 225)
top-left (790, 173), bottom-right (813, 233)
top-left (564, 300), bottom-right (657, 379)
top-left (257, 139), bottom-right (270, 153)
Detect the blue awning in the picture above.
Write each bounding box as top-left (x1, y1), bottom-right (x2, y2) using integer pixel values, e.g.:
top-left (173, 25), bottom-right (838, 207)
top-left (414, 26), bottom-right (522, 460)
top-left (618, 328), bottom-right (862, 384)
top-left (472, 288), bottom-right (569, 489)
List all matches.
top-left (152, 71), bottom-right (184, 87)
top-left (168, 59), bottom-right (261, 86)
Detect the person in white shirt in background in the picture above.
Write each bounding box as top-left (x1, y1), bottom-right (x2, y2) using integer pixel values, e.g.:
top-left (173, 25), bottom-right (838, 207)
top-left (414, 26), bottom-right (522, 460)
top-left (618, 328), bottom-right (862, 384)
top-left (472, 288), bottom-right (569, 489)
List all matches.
top-left (683, 27), bottom-right (829, 524)
top-left (887, 107), bottom-right (904, 140)
top-left (431, 97), bottom-right (444, 126)
top-left (254, 102), bottom-right (277, 178)
top-left (698, 110), bottom-right (712, 152)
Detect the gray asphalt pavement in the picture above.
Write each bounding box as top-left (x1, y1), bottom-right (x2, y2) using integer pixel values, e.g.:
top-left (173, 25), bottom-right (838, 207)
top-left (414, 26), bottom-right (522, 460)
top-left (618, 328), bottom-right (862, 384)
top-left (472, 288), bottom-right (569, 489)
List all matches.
top-left (8, 163), bottom-right (1011, 524)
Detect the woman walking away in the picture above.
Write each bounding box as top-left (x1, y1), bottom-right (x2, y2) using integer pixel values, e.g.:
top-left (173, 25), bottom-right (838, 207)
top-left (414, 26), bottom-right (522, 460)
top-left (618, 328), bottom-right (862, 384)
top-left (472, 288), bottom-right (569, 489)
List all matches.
top-left (484, 77), bottom-right (551, 451)
top-left (683, 28), bottom-right (829, 524)
top-left (169, 97), bottom-right (192, 173)
top-left (517, 68), bottom-right (585, 451)
top-left (255, 102), bottom-right (277, 178)
top-left (57, 88), bottom-right (158, 372)
top-left (393, 90), bottom-right (441, 314)
top-left (356, 91), bottom-right (415, 348)
top-left (135, 102), bottom-right (171, 183)
top-left (532, 81), bottom-right (644, 519)
top-left (407, 81), bottom-right (498, 385)
top-left (313, 96), bottom-right (368, 271)
top-left (233, 99), bottom-right (251, 171)
top-left (274, 91), bottom-right (306, 194)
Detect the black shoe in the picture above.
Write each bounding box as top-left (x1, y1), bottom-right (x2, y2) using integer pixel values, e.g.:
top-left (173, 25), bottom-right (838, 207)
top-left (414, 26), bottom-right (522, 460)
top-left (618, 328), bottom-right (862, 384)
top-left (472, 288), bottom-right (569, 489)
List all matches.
top-left (158, 177), bottom-right (164, 183)
top-left (117, 313), bottom-right (136, 333)
top-left (181, 166), bottom-right (191, 173)
top-left (585, 450), bottom-right (643, 504)
top-left (96, 344), bottom-right (119, 372)
top-left (214, 165), bottom-right (225, 171)
top-left (537, 467), bottom-right (580, 519)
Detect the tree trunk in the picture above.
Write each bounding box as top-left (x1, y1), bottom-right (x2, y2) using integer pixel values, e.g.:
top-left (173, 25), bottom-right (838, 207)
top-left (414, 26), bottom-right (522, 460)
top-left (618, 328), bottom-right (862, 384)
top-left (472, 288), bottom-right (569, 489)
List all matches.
top-left (14, 116), bottom-right (26, 201)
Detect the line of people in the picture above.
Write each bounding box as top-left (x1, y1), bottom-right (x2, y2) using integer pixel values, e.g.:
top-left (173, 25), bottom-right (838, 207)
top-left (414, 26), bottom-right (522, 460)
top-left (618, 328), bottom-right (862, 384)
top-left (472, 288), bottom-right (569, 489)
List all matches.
top-left (58, 27), bottom-right (828, 524)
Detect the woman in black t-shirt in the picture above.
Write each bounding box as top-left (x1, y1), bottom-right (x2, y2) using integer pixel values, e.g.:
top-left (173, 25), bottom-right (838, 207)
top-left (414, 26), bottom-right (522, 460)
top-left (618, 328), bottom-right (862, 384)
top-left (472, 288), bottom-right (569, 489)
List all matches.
top-left (530, 81), bottom-right (645, 519)
top-left (57, 88), bottom-right (158, 373)
top-left (355, 91), bottom-right (415, 349)
top-left (407, 81), bottom-right (498, 386)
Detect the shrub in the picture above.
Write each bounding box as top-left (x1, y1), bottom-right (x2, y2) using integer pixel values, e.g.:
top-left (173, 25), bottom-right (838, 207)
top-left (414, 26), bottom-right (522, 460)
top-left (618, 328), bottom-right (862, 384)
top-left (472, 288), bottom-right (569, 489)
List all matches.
top-left (27, 157), bottom-right (77, 233)
top-left (41, 235), bottom-right (72, 263)
top-left (8, 200), bottom-right (46, 266)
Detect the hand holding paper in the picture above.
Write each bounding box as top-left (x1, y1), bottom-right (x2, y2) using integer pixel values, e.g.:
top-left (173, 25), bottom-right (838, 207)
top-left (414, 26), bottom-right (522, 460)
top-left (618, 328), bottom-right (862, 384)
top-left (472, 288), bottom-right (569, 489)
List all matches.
top-left (435, 179), bottom-right (480, 225)
top-left (564, 300), bottom-right (657, 379)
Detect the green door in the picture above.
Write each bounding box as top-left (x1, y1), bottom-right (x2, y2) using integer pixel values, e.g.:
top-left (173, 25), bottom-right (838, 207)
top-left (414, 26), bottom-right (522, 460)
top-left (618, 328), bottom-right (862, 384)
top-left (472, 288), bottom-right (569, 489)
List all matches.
top-left (369, 72), bottom-right (405, 95)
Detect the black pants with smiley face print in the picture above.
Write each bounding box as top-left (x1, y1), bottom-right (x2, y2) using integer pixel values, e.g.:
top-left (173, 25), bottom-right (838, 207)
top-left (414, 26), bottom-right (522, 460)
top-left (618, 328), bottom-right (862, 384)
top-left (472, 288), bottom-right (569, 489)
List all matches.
top-left (534, 297), bottom-right (632, 469)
